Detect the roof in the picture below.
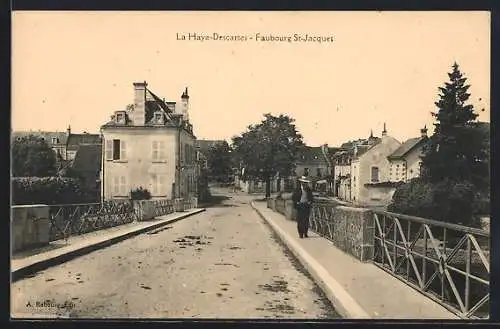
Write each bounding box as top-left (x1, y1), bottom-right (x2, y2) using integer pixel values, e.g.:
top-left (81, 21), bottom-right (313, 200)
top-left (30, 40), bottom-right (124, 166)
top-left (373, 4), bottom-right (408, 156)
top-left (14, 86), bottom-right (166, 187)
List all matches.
top-left (101, 83), bottom-right (194, 136)
top-left (66, 133), bottom-right (102, 151)
top-left (72, 144), bottom-right (102, 174)
top-left (296, 146), bottom-right (327, 164)
top-left (12, 131), bottom-right (68, 145)
top-left (195, 139), bottom-right (226, 152)
top-left (388, 137), bottom-right (425, 160)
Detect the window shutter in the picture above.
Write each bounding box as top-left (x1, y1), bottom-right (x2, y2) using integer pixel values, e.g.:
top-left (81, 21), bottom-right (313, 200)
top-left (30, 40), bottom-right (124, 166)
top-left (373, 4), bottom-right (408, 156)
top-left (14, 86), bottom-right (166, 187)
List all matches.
top-left (106, 140), bottom-right (113, 160)
top-left (113, 176), bottom-right (120, 196)
top-left (159, 141), bottom-right (166, 161)
top-left (120, 176), bottom-right (127, 196)
top-left (152, 141), bottom-right (159, 161)
top-left (149, 174), bottom-right (156, 195)
top-left (120, 141), bottom-right (127, 160)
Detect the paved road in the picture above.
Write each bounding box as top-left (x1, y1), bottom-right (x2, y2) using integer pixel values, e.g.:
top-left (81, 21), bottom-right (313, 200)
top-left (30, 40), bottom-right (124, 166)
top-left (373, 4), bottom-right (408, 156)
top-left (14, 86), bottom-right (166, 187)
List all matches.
top-left (11, 189), bottom-right (339, 319)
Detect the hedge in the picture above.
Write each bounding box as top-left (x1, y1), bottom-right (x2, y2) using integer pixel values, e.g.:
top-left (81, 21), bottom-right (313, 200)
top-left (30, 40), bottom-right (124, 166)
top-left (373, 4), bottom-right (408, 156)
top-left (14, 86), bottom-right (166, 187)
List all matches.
top-left (11, 177), bottom-right (99, 205)
top-left (388, 178), bottom-right (482, 228)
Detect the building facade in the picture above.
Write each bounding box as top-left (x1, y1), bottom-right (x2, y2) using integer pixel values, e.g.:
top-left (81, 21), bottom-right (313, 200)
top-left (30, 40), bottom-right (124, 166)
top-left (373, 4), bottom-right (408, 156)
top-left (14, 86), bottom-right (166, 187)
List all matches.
top-left (387, 126), bottom-right (428, 182)
top-left (350, 126), bottom-right (401, 205)
top-left (100, 81), bottom-right (197, 200)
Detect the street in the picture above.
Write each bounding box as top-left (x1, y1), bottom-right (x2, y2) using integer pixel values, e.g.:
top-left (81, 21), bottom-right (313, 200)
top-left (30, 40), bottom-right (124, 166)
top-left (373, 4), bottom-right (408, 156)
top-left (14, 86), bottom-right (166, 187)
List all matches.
top-left (11, 189), bottom-right (339, 319)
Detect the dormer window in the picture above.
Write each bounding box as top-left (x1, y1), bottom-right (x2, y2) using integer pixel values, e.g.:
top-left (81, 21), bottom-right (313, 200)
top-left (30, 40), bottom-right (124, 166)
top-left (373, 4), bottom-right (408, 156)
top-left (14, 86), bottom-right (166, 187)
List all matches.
top-left (153, 111), bottom-right (164, 125)
top-left (115, 111), bottom-right (126, 124)
top-left (52, 137), bottom-right (58, 144)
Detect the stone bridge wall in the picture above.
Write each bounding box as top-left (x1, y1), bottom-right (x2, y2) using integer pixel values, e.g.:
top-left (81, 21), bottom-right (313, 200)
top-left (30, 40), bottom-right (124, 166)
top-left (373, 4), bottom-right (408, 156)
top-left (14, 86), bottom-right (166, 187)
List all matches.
top-left (11, 205), bottom-right (50, 252)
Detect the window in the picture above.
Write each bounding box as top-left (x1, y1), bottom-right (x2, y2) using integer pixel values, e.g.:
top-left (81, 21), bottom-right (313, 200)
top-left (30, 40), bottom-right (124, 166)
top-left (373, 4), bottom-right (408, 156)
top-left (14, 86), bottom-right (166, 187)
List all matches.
top-left (106, 139), bottom-right (127, 161)
top-left (51, 137), bottom-right (58, 144)
top-left (155, 113), bottom-right (162, 121)
top-left (150, 174), bottom-right (167, 196)
top-left (112, 176), bottom-right (127, 196)
top-left (371, 166), bottom-right (379, 183)
top-left (152, 141), bottom-right (166, 161)
top-left (303, 168), bottom-right (309, 176)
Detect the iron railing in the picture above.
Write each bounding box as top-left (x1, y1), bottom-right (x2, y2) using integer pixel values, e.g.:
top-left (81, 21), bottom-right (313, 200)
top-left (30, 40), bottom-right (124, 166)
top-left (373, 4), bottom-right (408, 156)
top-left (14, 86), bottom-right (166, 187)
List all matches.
top-left (48, 200), bottom-right (135, 241)
top-left (309, 202), bottom-right (338, 241)
top-left (373, 211), bottom-right (490, 319)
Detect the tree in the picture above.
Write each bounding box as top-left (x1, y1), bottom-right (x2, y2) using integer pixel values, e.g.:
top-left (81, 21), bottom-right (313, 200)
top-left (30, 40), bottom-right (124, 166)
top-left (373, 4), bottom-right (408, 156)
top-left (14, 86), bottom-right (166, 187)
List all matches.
top-left (206, 141), bottom-right (233, 180)
top-left (12, 135), bottom-right (57, 177)
top-left (232, 113), bottom-right (304, 198)
top-left (420, 62), bottom-right (487, 187)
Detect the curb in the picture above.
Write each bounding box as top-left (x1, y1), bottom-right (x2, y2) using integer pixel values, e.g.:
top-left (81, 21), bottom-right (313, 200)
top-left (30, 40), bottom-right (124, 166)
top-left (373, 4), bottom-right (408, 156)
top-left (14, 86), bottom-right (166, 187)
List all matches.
top-left (12, 208), bottom-right (206, 282)
top-left (250, 201), bottom-right (370, 319)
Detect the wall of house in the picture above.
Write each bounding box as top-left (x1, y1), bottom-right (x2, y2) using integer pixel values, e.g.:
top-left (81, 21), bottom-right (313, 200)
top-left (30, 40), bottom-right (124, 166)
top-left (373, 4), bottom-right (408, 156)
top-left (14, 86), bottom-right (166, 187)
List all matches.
top-left (334, 164), bottom-right (351, 201)
top-left (66, 150), bottom-right (77, 161)
top-left (389, 159), bottom-right (405, 182)
top-left (405, 147), bottom-right (423, 181)
top-left (350, 160), bottom-right (361, 202)
top-left (363, 186), bottom-right (397, 207)
top-left (355, 136), bottom-right (401, 205)
top-left (295, 162), bottom-right (329, 178)
top-left (101, 128), bottom-right (177, 200)
top-left (179, 129), bottom-right (197, 198)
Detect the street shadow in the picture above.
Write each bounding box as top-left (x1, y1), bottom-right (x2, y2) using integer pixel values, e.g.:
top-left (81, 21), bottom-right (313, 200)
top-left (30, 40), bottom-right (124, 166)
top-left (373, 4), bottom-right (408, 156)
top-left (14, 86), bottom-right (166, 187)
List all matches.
top-left (12, 243), bottom-right (67, 260)
top-left (199, 195), bottom-right (233, 208)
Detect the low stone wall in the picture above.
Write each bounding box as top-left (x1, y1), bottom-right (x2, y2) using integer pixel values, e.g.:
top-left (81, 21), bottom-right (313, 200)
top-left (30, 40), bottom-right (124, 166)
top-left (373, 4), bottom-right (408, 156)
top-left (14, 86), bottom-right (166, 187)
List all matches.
top-left (325, 206), bottom-right (374, 262)
top-left (133, 197), bottom-right (199, 221)
top-left (11, 205), bottom-right (50, 252)
top-left (267, 198), bottom-right (375, 262)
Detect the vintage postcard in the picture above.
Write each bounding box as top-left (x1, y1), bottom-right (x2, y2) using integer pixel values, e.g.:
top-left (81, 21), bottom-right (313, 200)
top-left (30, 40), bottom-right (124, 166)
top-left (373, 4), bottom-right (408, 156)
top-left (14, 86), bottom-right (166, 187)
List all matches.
top-left (11, 11), bottom-right (490, 320)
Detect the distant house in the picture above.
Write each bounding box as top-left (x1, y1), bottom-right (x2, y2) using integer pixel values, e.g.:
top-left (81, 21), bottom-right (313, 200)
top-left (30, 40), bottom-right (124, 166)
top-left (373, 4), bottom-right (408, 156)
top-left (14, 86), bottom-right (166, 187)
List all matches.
top-left (12, 129), bottom-right (70, 160)
top-left (351, 124), bottom-right (402, 206)
top-left (66, 132), bottom-right (102, 161)
top-left (387, 126), bottom-right (428, 182)
top-left (294, 146), bottom-right (329, 179)
top-left (71, 144), bottom-right (102, 196)
top-left (332, 131), bottom-right (380, 200)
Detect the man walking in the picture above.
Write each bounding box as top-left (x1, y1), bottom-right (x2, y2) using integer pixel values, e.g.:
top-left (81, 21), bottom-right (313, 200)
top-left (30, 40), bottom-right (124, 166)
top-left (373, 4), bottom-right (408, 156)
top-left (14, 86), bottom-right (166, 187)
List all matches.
top-left (292, 176), bottom-right (314, 238)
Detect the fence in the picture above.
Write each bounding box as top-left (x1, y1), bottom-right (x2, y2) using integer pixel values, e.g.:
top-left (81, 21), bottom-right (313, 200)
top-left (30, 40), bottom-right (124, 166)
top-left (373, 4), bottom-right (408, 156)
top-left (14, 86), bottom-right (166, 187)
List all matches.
top-left (48, 200), bottom-right (135, 241)
top-left (266, 196), bottom-right (490, 319)
top-left (372, 210), bottom-right (490, 319)
top-left (48, 197), bottom-right (199, 241)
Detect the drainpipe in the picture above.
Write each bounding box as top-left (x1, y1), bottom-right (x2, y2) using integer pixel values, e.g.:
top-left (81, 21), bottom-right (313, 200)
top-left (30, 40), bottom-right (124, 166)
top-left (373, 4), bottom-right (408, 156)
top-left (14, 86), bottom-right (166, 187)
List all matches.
top-left (99, 128), bottom-right (105, 203)
top-left (177, 126), bottom-right (181, 199)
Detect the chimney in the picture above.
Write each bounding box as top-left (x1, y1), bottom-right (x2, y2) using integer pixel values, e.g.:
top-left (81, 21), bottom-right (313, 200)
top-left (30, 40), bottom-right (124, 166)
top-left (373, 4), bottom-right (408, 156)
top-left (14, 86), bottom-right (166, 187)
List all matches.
top-left (420, 125), bottom-right (428, 138)
top-left (132, 81), bottom-right (147, 125)
top-left (180, 87), bottom-right (190, 121)
top-left (66, 125), bottom-right (71, 136)
top-left (382, 122), bottom-right (387, 137)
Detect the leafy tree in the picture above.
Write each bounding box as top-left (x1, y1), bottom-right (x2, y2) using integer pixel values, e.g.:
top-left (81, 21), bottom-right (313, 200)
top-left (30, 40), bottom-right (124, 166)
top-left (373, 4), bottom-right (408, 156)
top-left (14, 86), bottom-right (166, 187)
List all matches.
top-left (12, 135), bottom-right (57, 177)
top-left (420, 62), bottom-right (487, 187)
top-left (206, 141), bottom-right (233, 180)
top-left (232, 113), bottom-right (304, 198)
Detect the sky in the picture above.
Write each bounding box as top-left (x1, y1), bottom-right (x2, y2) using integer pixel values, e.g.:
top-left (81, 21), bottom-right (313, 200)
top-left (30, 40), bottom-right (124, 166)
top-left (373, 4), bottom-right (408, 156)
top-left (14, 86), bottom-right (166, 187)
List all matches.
top-left (12, 11), bottom-right (490, 147)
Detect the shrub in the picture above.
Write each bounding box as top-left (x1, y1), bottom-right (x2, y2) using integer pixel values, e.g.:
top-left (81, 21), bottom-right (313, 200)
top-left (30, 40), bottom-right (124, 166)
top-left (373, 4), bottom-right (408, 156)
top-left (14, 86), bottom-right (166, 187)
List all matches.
top-left (388, 178), bottom-right (480, 228)
top-left (130, 187), bottom-right (152, 200)
top-left (11, 177), bottom-right (98, 205)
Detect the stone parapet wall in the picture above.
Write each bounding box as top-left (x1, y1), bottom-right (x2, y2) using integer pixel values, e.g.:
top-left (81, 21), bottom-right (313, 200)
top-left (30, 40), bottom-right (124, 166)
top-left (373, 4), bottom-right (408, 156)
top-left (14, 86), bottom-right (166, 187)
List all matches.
top-left (11, 205), bottom-right (50, 252)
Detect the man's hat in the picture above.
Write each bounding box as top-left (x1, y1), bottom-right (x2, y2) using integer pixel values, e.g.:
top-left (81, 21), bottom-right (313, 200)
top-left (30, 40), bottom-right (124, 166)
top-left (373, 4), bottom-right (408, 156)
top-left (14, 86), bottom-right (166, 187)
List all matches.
top-left (298, 176), bottom-right (311, 183)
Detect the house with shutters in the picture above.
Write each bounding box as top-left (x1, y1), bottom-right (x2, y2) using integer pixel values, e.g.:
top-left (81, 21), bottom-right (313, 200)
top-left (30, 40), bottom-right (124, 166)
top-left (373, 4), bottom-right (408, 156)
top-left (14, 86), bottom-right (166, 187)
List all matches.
top-left (100, 81), bottom-right (197, 200)
top-left (387, 126), bottom-right (428, 182)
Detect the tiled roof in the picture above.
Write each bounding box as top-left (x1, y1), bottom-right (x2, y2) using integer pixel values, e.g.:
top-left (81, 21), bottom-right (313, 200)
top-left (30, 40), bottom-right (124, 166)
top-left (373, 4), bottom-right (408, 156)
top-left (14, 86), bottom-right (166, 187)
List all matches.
top-left (12, 131), bottom-right (68, 145)
top-left (388, 137), bottom-right (424, 159)
top-left (72, 144), bottom-right (102, 175)
top-left (66, 133), bottom-right (102, 151)
top-left (296, 146), bottom-right (326, 164)
top-left (195, 140), bottom-right (226, 154)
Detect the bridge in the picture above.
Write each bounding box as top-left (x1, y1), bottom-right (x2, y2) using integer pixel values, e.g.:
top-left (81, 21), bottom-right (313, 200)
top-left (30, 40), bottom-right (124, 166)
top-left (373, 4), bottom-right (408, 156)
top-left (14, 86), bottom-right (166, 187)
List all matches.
top-left (10, 187), bottom-right (489, 319)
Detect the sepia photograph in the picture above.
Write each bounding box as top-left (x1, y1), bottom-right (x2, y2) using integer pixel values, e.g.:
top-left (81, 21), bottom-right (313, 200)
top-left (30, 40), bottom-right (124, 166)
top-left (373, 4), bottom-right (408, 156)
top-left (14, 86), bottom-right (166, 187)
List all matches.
top-left (11, 11), bottom-right (490, 320)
